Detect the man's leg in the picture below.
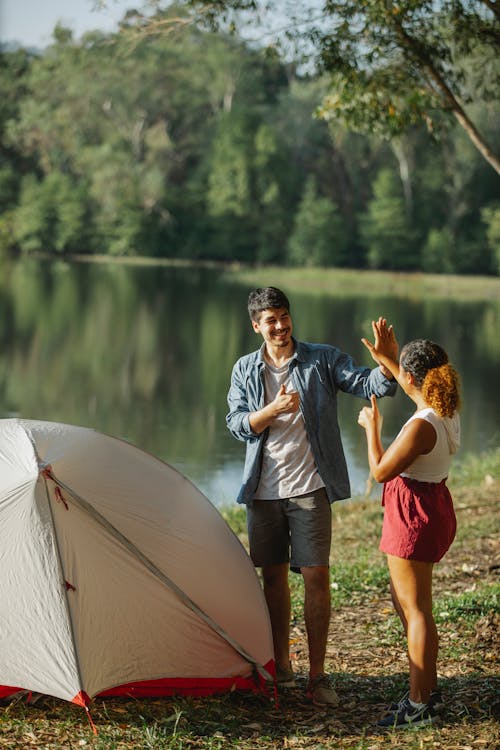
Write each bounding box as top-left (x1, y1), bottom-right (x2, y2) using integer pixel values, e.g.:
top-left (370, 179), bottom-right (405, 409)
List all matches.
top-left (261, 562), bottom-right (291, 671)
top-left (301, 565), bottom-right (331, 679)
top-left (285, 489), bottom-right (337, 705)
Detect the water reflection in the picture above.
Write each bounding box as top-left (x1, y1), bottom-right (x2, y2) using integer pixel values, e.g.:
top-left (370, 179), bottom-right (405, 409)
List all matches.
top-left (0, 259), bottom-right (498, 505)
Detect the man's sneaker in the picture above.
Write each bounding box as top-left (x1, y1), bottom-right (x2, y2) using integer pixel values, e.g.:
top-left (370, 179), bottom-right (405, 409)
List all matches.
top-left (307, 673), bottom-right (340, 707)
top-left (377, 697), bottom-right (438, 729)
top-left (388, 689), bottom-right (444, 713)
top-left (275, 662), bottom-right (296, 688)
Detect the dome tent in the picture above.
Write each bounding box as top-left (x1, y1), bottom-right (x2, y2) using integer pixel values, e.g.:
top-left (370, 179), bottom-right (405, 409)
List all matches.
top-left (0, 419), bottom-right (274, 710)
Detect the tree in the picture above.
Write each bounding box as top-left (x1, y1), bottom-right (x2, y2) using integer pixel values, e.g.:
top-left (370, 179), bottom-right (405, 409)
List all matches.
top-left (421, 227), bottom-right (454, 274)
top-left (13, 172), bottom-right (88, 254)
top-left (482, 204), bottom-right (500, 273)
top-left (287, 175), bottom-right (348, 266)
top-left (360, 168), bottom-right (417, 270)
top-left (183, 0), bottom-right (500, 175)
top-left (3, 3), bottom-right (498, 270)
top-left (0, 47), bottom-right (35, 226)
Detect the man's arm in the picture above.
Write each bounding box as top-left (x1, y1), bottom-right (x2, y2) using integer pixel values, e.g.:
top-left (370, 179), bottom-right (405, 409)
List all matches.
top-left (226, 363), bottom-right (300, 440)
top-left (226, 363), bottom-right (255, 441)
top-left (249, 384), bottom-right (299, 434)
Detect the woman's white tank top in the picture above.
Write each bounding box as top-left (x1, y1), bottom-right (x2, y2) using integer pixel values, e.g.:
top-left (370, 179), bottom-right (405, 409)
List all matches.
top-left (400, 407), bottom-right (460, 483)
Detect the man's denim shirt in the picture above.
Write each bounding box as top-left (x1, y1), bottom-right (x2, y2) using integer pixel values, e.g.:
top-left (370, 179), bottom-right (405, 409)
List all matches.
top-left (226, 338), bottom-right (397, 505)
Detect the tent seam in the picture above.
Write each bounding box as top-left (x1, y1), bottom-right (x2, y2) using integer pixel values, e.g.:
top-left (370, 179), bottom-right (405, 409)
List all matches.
top-left (44, 468), bottom-right (272, 686)
top-left (41, 472), bottom-right (87, 700)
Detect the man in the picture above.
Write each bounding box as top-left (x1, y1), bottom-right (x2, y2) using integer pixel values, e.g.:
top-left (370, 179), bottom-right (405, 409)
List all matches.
top-left (226, 286), bottom-right (398, 706)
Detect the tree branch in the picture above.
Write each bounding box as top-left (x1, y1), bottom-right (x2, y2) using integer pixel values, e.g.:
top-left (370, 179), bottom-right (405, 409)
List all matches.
top-left (479, 0), bottom-right (500, 20)
top-left (393, 19), bottom-right (500, 175)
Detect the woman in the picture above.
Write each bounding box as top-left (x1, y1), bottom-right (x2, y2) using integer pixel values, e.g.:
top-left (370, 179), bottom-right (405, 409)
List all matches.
top-left (358, 327), bottom-right (461, 729)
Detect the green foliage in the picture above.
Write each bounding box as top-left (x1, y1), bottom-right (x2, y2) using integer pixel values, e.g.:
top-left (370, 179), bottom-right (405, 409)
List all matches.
top-left (287, 175), bottom-right (348, 266)
top-left (207, 117), bottom-right (252, 219)
top-left (0, 210), bottom-right (15, 257)
top-left (13, 173), bottom-right (88, 254)
top-left (360, 168), bottom-right (417, 270)
top-left (482, 203), bottom-right (500, 273)
top-left (187, 1), bottom-right (500, 173)
top-left (421, 227), bottom-right (455, 274)
top-left (0, 3), bottom-right (499, 271)
top-left (0, 164), bottom-right (18, 208)
top-left (316, 2), bottom-right (499, 173)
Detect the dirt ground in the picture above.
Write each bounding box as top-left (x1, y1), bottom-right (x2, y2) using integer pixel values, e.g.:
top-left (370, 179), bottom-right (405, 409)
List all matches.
top-left (1, 483), bottom-right (498, 750)
top-left (273, 483), bottom-right (500, 745)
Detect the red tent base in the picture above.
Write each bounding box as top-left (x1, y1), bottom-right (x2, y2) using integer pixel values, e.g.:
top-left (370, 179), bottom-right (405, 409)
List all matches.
top-left (1, 660), bottom-right (275, 705)
top-left (97, 661), bottom-right (275, 700)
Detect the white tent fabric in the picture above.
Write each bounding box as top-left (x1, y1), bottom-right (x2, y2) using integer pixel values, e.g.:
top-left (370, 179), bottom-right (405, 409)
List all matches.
top-left (0, 419), bottom-right (274, 705)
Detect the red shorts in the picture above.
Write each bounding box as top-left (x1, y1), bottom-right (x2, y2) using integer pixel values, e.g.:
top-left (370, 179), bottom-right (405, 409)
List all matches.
top-left (380, 475), bottom-right (456, 563)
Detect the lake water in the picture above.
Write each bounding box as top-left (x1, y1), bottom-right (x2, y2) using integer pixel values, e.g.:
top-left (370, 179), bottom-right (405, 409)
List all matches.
top-left (0, 259), bottom-right (498, 505)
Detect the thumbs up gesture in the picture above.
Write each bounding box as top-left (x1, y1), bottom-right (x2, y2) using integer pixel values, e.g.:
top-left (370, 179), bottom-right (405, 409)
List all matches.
top-left (274, 383), bottom-right (300, 415)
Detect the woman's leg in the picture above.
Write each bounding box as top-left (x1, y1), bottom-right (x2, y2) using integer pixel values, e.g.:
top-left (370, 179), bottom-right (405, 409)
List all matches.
top-left (387, 554), bottom-right (438, 704)
top-left (390, 578), bottom-right (408, 634)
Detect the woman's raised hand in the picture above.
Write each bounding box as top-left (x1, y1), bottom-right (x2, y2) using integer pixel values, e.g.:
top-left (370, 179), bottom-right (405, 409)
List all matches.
top-left (361, 317), bottom-right (399, 380)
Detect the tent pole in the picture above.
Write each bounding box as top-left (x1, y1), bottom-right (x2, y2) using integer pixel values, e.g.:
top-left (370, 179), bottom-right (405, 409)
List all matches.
top-left (42, 468), bottom-right (272, 684)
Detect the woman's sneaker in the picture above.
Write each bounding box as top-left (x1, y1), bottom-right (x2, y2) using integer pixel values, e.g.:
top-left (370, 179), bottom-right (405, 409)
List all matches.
top-left (388, 690), bottom-right (444, 713)
top-left (377, 697), bottom-right (438, 729)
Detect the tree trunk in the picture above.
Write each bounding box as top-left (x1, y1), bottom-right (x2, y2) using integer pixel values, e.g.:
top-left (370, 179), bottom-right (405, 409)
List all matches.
top-left (391, 139), bottom-right (413, 219)
top-left (394, 21), bottom-right (500, 176)
top-left (427, 70), bottom-right (500, 175)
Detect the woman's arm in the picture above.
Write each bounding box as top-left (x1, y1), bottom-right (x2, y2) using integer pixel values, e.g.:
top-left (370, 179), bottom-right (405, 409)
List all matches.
top-left (358, 396), bottom-right (437, 482)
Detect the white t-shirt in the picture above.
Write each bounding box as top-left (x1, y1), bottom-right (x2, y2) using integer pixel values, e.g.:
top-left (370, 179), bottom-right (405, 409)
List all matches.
top-left (254, 358), bottom-right (324, 500)
top-left (400, 407), bottom-right (461, 483)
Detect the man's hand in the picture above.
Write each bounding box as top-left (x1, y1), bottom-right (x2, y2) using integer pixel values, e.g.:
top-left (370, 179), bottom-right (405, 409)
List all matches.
top-left (248, 382), bottom-right (299, 434)
top-left (361, 317), bottom-right (399, 380)
top-left (273, 383), bottom-right (300, 416)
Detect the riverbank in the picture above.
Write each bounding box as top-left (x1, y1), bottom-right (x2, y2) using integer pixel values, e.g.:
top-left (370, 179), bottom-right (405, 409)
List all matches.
top-left (219, 265), bottom-right (500, 302)
top-left (1, 449), bottom-right (498, 749)
top-left (22, 253), bottom-right (500, 301)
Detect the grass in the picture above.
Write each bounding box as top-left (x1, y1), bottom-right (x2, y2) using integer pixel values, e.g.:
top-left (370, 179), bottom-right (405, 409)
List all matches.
top-left (50, 254), bottom-right (500, 301)
top-left (449, 446), bottom-right (500, 486)
top-left (1, 448), bottom-right (498, 749)
top-left (219, 265), bottom-right (500, 301)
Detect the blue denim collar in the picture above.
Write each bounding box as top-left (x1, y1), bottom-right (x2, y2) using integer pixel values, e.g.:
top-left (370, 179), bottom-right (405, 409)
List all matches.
top-left (256, 337), bottom-right (304, 367)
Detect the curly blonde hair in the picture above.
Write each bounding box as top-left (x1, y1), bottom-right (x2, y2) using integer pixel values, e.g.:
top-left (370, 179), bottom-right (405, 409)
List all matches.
top-left (422, 363), bottom-right (461, 418)
top-left (400, 339), bottom-right (461, 418)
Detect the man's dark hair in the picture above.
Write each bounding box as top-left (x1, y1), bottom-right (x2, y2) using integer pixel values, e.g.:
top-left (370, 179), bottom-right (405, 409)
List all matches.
top-left (247, 287), bottom-right (290, 322)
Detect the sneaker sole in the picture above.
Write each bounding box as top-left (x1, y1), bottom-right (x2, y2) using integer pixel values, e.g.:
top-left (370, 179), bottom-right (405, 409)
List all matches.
top-left (307, 692), bottom-right (340, 707)
top-left (311, 698), bottom-right (340, 707)
top-left (378, 715), bottom-right (440, 730)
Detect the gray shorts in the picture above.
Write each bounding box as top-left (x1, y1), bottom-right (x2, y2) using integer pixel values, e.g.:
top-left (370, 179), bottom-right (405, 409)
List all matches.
top-left (247, 487), bottom-right (332, 573)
